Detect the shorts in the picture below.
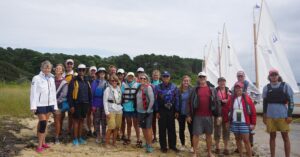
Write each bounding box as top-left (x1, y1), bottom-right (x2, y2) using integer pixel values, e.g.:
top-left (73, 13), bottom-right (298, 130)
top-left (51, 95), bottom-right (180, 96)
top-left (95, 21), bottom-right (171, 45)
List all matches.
top-left (266, 118), bottom-right (290, 133)
top-left (123, 111), bottom-right (137, 118)
top-left (73, 103), bottom-right (89, 119)
top-left (230, 122), bottom-right (250, 134)
top-left (214, 117), bottom-right (230, 141)
top-left (107, 113), bottom-right (122, 130)
top-left (35, 106), bottom-right (54, 115)
top-left (193, 116), bottom-right (213, 135)
top-left (137, 112), bottom-right (153, 129)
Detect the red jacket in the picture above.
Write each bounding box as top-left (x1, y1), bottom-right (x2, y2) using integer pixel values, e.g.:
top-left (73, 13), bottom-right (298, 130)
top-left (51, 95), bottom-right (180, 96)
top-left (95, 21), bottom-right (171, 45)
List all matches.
top-left (223, 94), bottom-right (256, 125)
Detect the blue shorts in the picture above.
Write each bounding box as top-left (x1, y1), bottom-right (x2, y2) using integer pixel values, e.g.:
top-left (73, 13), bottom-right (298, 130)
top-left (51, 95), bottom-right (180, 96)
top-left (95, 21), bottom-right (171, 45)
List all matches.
top-left (230, 122), bottom-right (250, 134)
top-left (35, 106), bottom-right (54, 115)
top-left (123, 111), bottom-right (137, 118)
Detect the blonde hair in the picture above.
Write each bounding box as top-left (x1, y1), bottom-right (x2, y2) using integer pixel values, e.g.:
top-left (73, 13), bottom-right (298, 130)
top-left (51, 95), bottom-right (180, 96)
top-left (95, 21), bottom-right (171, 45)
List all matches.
top-left (55, 63), bottom-right (65, 75)
top-left (108, 74), bottom-right (119, 85)
top-left (179, 75), bottom-right (191, 93)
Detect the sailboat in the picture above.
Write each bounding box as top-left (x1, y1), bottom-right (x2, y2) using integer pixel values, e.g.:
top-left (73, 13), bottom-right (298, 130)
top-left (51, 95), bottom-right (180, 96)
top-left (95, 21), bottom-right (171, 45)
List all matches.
top-left (253, 0), bottom-right (300, 114)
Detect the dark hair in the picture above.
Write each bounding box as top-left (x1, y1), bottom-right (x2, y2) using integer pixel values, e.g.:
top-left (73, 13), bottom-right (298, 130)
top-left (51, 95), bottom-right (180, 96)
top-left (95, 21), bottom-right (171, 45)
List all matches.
top-left (268, 75), bottom-right (283, 82)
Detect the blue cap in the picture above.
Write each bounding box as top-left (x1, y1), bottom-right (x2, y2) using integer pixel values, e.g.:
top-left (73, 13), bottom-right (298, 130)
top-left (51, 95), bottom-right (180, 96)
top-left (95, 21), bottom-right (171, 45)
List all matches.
top-left (162, 71), bottom-right (170, 77)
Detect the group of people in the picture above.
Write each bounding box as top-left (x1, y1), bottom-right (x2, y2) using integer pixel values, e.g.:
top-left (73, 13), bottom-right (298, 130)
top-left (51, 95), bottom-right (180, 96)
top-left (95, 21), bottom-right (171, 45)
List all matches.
top-left (30, 59), bottom-right (294, 157)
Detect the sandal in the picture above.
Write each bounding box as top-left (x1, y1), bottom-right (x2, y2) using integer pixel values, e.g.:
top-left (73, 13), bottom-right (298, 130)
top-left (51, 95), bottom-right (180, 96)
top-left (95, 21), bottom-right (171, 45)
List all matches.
top-left (136, 140), bottom-right (143, 148)
top-left (123, 139), bottom-right (131, 145)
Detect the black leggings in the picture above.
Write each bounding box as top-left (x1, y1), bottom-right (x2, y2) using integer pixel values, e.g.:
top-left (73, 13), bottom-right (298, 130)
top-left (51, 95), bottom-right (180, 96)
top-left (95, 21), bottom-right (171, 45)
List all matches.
top-left (178, 115), bottom-right (193, 146)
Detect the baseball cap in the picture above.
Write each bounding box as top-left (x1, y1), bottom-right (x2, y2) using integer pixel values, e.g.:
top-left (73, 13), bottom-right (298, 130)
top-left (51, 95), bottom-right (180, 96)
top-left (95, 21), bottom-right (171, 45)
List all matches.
top-left (65, 59), bottom-right (74, 64)
top-left (137, 67), bottom-right (145, 73)
top-left (97, 67), bottom-right (106, 73)
top-left (126, 72), bottom-right (135, 77)
top-left (89, 66), bottom-right (97, 72)
top-left (162, 71), bottom-right (171, 77)
top-left (77, 64), bottom-right (86, 69)
top-left (234, 81), bottom-right (244, 88)
top-left (117, 69), bottom-right (125, 74)
top-left (269, 68), bottom-right (279, 75)
top-left (198, 72), bottom-right (207, 77)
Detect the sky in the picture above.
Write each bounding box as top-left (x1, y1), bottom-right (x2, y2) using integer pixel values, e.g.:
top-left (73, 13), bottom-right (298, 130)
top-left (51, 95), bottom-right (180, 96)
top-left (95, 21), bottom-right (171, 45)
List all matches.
top-left (0, 0), bottom-right (299, 82)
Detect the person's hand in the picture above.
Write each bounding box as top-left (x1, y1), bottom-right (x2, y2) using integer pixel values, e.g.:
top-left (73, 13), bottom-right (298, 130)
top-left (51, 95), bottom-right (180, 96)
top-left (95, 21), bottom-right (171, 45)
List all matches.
top-left (186, 116), bottom-right (192, 124)
top-left (225, 122), bottom-right (229, 129)
top-left (106, 114), bottom-right (111, 120)
top-left (286, 117), bottom-right (293, 124)
top-left (175, 112), bottom-right (179, 119)
top-left (70, 107), bottom-right (75, 114)
top-left (221, 99), bottom-right (228, 104)
top-left (250, 125), bottom-right (256, 130)
top-left (263, 114), bottom-right (267, 125)
top-left (216, 117), bottom-right (222, 126)
top-left (92, 107), bottom-right (96, 113)
top-left (31, 109), bottom-right (36, 114)
top-left (156, 113), bottom-right (160, 119)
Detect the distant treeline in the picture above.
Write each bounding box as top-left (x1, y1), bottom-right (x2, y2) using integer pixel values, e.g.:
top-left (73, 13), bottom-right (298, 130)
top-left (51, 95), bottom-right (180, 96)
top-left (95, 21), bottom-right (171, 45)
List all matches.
top-left (0, 47), bottom-right (203, 83)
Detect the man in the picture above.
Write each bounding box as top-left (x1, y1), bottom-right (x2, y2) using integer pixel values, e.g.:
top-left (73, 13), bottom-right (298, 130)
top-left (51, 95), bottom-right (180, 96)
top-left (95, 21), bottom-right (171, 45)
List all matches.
top-left (151, 70), bottom-right (161, 143)
top-left (263, 69), bottom-right (294, 157)
top-left (68, 64), bottom-right (92, 146)
top-left (233, 70), bottom-right (260, 154)
top-left (186, 72), bottom-right (221, 157)
top-left (86, 66), bottom-right (97, 137)
top-left (155, 71), bottom-right (180, 153)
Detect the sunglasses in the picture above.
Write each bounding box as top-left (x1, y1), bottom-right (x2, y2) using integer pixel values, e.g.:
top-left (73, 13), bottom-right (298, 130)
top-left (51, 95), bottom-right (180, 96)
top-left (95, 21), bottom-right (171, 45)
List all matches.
top-left (140, 77), bottom-right (147, 80)
top-left (198, 76), bottom-right (206, 78)
top-left (110, 80), bottom-right (118, 83)
top-left (270, 73), bottom-right (278, 76)
top-left (67, 62), bottom-right (73, 65)
top-left (162, 75), bottom-right (170, 78)
top-left (237, 75), bottom-right (244, 78)
top-left (78, 69), bottom-right (85, 72)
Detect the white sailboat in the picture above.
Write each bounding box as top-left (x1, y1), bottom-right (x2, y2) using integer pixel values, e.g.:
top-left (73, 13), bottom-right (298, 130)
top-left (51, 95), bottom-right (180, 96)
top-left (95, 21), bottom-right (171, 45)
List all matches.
top-left (205, 41), bottom-right (220, 86)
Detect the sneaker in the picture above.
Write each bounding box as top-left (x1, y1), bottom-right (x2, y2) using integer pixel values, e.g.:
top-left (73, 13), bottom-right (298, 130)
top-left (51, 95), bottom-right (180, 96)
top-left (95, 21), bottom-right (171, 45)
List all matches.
top-left (152, 138), bottom-right (157, 143)
top-left (95, 138), bottom-right (100, 144)
top-left (189, 147), bottom-right (194, 153)
top-left (55, 137), bottom-right (60, 145)
top-left (179, 145), bottom-right (186, 151)
top-left (146, 145), bottom-right (153, 153)
top-left (42, 143), bottom-right (51, 149)
top-left (79, 137), bottom-right (87, 145)
top-left (36, 147), bottom-right (44, 153)
top-left (87, 130), bottom-right (93, 137)
top-left (73, 139), bottom-right (79, 146)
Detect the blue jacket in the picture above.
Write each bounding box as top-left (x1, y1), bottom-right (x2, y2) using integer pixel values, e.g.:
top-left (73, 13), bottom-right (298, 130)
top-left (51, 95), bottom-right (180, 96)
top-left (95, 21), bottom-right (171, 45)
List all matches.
top-left (155, 82), bottom-right (179, 112)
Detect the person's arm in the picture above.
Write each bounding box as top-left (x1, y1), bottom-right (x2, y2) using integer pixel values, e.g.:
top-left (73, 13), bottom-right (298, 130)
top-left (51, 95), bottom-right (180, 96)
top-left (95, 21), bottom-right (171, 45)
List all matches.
top-left (222, 97), bottom-right (231, 123)
top-left (91, 81), bottom-right (97, 107)
top-left (51, 79), bottom-right (58, 110)
top-left (174, 86), bottom-right (180, 113)
top-left (67, 79), bottom-right (75, 108)
top-left (285, 83), bottom-right (294, 117)
top-left (30, 76), bottom-right (38, 111)
top-left (247, 95), bottom-right (257, 125)
top-left (214, 88), bottom-right (222, 117)
top-left (154, 85), bottom-right (160, 112)
top-left (103, 88), bottom-right (110, 115)
top-left (146, 86), bottom-right (155, 113)
top-left (262, 86), bottom-right (268, 114)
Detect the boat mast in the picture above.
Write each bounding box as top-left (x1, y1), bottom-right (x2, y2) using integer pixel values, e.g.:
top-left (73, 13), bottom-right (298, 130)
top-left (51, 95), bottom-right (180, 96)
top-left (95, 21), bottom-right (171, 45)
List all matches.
top-left (218, 31), bottom-right (222, 77)
top-left (203, 44), bottom-right (207, 72)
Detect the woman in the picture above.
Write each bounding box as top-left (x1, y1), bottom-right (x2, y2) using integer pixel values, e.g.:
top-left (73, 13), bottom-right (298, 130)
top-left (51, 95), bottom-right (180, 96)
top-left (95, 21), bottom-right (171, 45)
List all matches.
top-left (91, 67), bottom-right (108, 144)
top-left (54, 64), bottom-right (68, 144)
top-left (30, 60), bottom-right (58, 153)
top-left (151, 69), bottom-right (161, 143)
top-left (223, 82), bottom-right (256, 157)
top-left (103, 74), bottom-right (123, 147)
top-left (178, 75), bottom-right (193, 151)
top-left (136, 74), bottom-right (155, 153)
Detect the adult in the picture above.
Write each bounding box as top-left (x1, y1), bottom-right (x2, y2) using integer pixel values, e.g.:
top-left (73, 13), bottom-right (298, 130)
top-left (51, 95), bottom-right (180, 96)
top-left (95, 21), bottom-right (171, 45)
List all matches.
top-left (68, 64), bottom-right (92, 146)
top-left (155, 71), bottom-right (180, 153)
top-left (177, 75), bottom-right (193, 151)
top-left (223, 82), bottom-right (256, 157)
top-left (136, 73), bottom-right (155, 153)
top-left (262, 69), bottom-right (294, 157)
top-left (86, 66), bottom-right (97, 137)
top-left (30, 60), bottom-right (58, 153)
top-left (103, 74), bottom-right (123, 147)
top-left (117, 68), bottom-right (126, 83)
top-left (108, 65), bottom-right (117, 76)
top-left (117, 68), bottom-right (126, 140)
top-left (54, 64), bottom-right (68, 144)
top-left (121, 72), bottom-right (142, 147)
top-left (214, 77), bottom-right (231, 155)
top-left (186, 72), bottom-right (221, 157)
top-left (136, 67), bottom-right (145, 83)
top-left (91, 67), bottom-right (108, 144)
top-left (151, 69), bottom-right (161, 143)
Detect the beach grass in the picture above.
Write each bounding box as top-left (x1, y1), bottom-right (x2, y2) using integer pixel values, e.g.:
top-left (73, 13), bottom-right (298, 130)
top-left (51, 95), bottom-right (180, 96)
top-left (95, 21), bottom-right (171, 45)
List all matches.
top-left (0, 82), bottom-right (32, 118)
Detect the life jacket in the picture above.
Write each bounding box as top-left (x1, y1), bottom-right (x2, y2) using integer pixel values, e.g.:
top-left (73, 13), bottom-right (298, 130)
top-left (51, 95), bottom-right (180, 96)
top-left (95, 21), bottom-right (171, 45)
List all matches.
top-left (122, 81), bottom-right (139, 103)
top-left (266, 82), bottom-right (288, 104)
top-left (72, 78), bottom-right (91, 100)
top-left (136, 84), bottom-right (154, 110)
top-left (65, 74), bottom-right (73, 84)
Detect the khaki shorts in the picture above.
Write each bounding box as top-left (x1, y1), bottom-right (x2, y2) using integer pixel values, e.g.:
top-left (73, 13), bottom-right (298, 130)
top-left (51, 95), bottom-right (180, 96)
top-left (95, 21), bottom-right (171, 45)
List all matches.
top-left (107, 113), bottom-right (122, 130)
top-left (266, 118), bottom-right (290, 133)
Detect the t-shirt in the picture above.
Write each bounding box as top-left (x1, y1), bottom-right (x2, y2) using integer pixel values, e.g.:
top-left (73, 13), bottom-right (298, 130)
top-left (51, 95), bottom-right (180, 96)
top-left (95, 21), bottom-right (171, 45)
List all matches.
top-left (232, 96), bottom-right (245, 123)
top-left (55, 79), bottom-right (63, 89)
top-left (195, 86), bottom-right (212, 116)
top-left (262, 82), bottom-right (294, 118)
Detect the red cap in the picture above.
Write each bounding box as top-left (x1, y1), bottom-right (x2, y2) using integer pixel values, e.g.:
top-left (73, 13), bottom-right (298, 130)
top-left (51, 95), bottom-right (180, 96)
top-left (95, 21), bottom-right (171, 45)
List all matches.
top-left (234, 81), bottom-right (244, 88)
top-left (269, 68), bottom-right (279, 75)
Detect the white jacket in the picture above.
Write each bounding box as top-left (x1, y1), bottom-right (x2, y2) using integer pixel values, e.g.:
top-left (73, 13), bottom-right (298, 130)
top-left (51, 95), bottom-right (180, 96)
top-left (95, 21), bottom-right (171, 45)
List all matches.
top-left (103, 85), bottom-right (123, 115)
top-left (30, 71), bottom-right (58, 110)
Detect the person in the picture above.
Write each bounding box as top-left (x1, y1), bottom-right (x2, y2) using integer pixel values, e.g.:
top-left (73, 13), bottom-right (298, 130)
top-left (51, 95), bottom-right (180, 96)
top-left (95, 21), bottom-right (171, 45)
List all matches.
top-left (30, 60), bottom-right (58, 153)
top-left (155, 71), bottom-right (180, 153)
top-left (121, 72), bottom-right (142, 147)
top-left (117, 68), bottom-right (126, 83)
top-left (136, 73), bottom-right (155, 153)
top-left (151, 69), bottom-right (161, 143)
top-left (91, 67), bottom-right (108, 144)
top-left (223, 81), bottom-right (256, 157)
top-left (214, 77), bottom-right (231, 155)
top-left (117, 68), bottom-right (126, 140)
top-left (233, 70), bottom-right (260, 154)
top-left (177, 75), bottom-right (193, 151)
top-left (103, 74), bottom-right (123, 147)
top-left (86, 66), bottom-right (97, 137)
top-left (64, 59), bottom-right (76, 135)
top-left (262, 69), bottom-right (294, 157)
top-left (54, 64), bottom-right (68, 144)
top-left (108, 65), bottom-right (117, 76)
top-left (186, 72), bottom-right (221, 157)
top-left (68, 64), bottom-right (92, 146)
top-left (136, 67), bottom-right (145, 83)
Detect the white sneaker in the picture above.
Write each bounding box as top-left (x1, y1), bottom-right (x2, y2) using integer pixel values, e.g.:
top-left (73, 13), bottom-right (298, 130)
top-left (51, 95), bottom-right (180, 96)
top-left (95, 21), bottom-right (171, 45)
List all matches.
top-left (179, 145), bottom-right (186, 151)
top-left (95, 138), bottom-right (100, 144)
top-left (189, 147), bottom-right (194, 153)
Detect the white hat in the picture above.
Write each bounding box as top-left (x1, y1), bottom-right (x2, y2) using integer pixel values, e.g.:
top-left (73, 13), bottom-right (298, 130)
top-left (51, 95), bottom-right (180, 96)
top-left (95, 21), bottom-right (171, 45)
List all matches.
top-left (126, 72), bottom-right (135, 77)
top-left (89, 66), bottom-right (97, 72)
top-left (65, 59), bottom-right (74, 64)
top-left (198, 72), bottom-right (207, 77)
top-left (97, 67), bottom-right (106, 73)
top-left (117, 69), bottom-right (125, 74)
top-left (137, 67), bottom-right (145, 72)
top-left (77, 64), bottom-right (86, 69)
